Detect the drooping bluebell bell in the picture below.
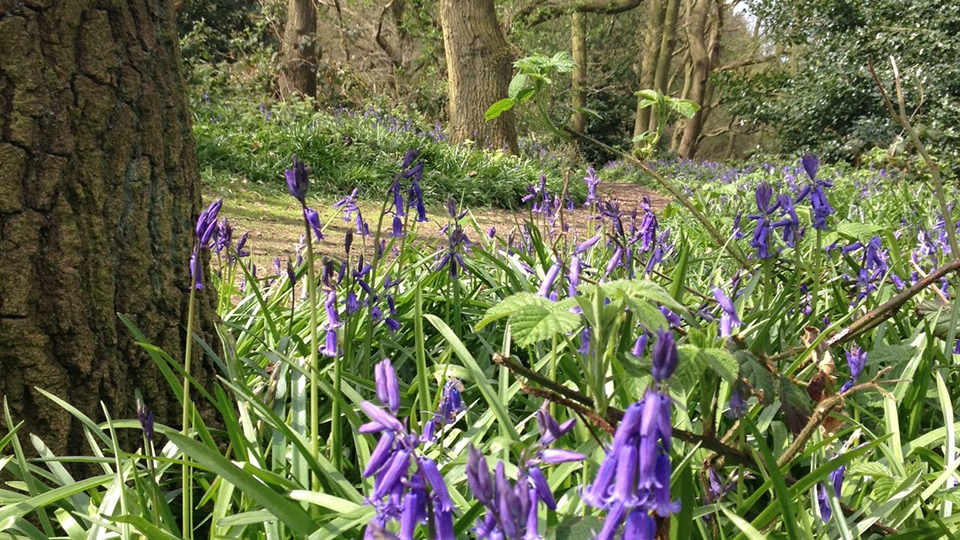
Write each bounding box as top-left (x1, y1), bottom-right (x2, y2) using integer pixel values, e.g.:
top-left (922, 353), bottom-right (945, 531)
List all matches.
top-left (632, 331), bottom-right (649, 357)
top-left (375, 359), bottom-right (401, 414)
top-left (568, 255), bottom-right (581, 297)
top-left (574, 233), bottom-right (602, 255)
top-left (771, 194), bottom-right (801, 248)
top-left (605, 247), bottom-right (624, 277)
top-left (726, 385), bottom-right (747, 418)
top-left (537, 260), bottom-right (561, 298)
top-left (215, 218), bottom-right (232, 255)
top-left (235, 232), bottom-right (249, 259)
top-left (796, 154), bottom-right (834, 230)
top-left (712, 287), bottom-right (741, 337)
top-left (285, 155), bottom-right (310, 205)
top-left (304, 207), bottom-right (324, 242)
top-left (659, 306), bottom-right (681, 328)
top-left (136, 398), bottom-right (154, 443)
top-left (840, 346), bottom-right (866, 393)
top-left (321, 328), bottom-right (339, 357)
top-left (436, 379), bottom-right (465, 425)
top-left (584, 166), bottom-right (601, 208)
top-left (748, 183), bottom-right (779, 259)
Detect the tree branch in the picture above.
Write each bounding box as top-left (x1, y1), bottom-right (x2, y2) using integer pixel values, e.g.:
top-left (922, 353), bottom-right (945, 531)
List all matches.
top-left (511, 0), bottom-right (643, 30)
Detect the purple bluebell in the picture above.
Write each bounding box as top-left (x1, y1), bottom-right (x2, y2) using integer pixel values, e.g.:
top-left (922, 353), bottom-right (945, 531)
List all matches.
top-left (568, 255), bottom-right (581, 297)
top-left (771, 194), bottom-right (800, 248)
top-left (632, 332), bottom-right (649, 357)
top-left (584, 166), bottom-right (601, 207)
top-left (817, 484), bottom-right (832, 522)
top-left (606, 247), bottom-right (624, 277)
top-left (215, 218), bottom-right (232, 254)
top-left (748, 183), bottom-right (780, 259)
top-left (537, 407), bottom-right (576, 446)
top-left (727, 386), bottom-right (747, 418)
top-left (285, 155), bottom-right (310, 205)
top-left (537, 261), bottom-right (561, 298)
top-left (136, 398), bottom-right (154, 443)
top-left (235, 232), bottom-right (249, 258)
top-left (324, 290), bottom-right (342, 328)
top-left (840, 346), bottom-right (866, 393)
top-left (659, 306), bottom-right (681, 328)
top-left (436, 380), bottom-right (465, 425)
top-left (375, 359), bottom-right (401, 413)
top-left (712, 287), bottom-right (741, 337)
top-left (801, 153), bottom-right (819, 181)
top-left (196, 198), bottom-right (223, 248)
top-left (574, 233), bottom-right (602, 255)
top-left (190, 248), bottom-right (204, 290)
top-left (321, 328), bottom-right (339, 357)
top-left (304, 207), bottom-right (324, 242)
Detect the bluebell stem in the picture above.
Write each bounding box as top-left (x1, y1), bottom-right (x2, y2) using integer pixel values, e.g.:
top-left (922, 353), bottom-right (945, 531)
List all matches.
top-left (839, 346), bottom-right (866, 393)
top-left (712, 287), bottom-right (741, 337)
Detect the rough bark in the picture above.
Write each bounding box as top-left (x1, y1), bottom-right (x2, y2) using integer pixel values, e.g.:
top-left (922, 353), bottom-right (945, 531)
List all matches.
top-left (647, 0), bottom-right (681, 133)
top-left (0, 0), bottom-right (216, 456)
top-left (678, 0), bottom-right (721, 158)
top-left (633, 0), bottom-right (664, 146)
top-left (570, 10), bottom-right (588, 135)
top-left (279, 0), bottom-right (319, 98)
top-left (440, 0), bottom-right (518, 153)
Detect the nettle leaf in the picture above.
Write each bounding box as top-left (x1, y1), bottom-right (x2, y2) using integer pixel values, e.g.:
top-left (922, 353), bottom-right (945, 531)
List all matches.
top-left (509, 304), bottom-right (582, 347)
top-left (698, 348), bottom-right (740, 384)
top-left (737, 353), bottom-right (774, 404)
top-left (779, 377), bottom-right (813, 436)
top-left (917, 298), bottom-right (959, 340)
top-left (515, 88), bottom-right (536, 103)
top-left (836, 222), bottom-right (884, 242)
top-left (484, 98), bottom-right (515, 121)
top-left (476, 292), bottom-right (550, 330)
top-left (625, 298), bottom-right (669, 331)
top-left (555, 515), bottom-right (603, 540)
top-left (603, 279), bottom-right (686, 314)
top-left (847, 461), bottom-right (893, 478)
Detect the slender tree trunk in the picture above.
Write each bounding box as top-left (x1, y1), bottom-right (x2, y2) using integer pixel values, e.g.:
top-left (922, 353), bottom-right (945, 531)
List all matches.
top-left (633, 0), bottom-right (665, 146)
top-left (648, 0), bottom-right (681, 133)
top-left (570, 10), bottom-right (588, 134)
top-left (0, 0), bottom-right (216, 456)
top-left (279, 0), bottom-right (319, 98)
top-left (678, 0), bottom-right (721, 158)
top-left (440, 0), bottom-right (518, 153)
top-left (670, 49), bottom-right (693, 151)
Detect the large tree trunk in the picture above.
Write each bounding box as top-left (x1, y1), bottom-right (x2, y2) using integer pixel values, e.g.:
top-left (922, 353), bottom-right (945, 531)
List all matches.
top-left (678, 0), bottom-right (721, 158)
top-left (648, 0), bottom-right (681, 133)
top-left (279, 0), bottom-right (319, 98)
top-left (441, 0), bottom-right (519, 153)
top-left (0, 0), bottom-right (216, 456)
top-left (633, 0), bottom-right (665, 146)
top-left (570, 10), bottom-right (588, 135)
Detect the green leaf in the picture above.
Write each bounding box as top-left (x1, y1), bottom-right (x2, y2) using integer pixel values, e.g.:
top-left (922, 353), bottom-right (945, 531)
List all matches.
top-left (509, 304), bottom-right (582, 347)
top-left (699, 348), bottom-right (740, 384)
top-left (554, 515), bottom-right (603, 540)
top-left (476, 292), bottom-right (550, 330)
top-left (508, 73), bottom-right (529, 99)
top-left (635, 89), bottom-right (659, 101)
top-left (668, 98), bottom-right (701, 118)
top-left (836, 222), bottom-right (883, 242)
top-left (162, 429), bottom-right (318, 537)
top-left (425, 315), bottom-right (520, 441)
top-left (743, 418), bottom-right (803, 540)
top-left (847, 461), bottom-right (894, 478)
top-left (485, 98), bottom-right (515, 121)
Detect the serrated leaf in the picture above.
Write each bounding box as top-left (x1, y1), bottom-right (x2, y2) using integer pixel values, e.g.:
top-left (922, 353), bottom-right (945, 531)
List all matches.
top-left (698, 348), bottom-right (740, 384)
top-left (779, 377), bottom-right (813, 436)
top-left (836, 222), bottom-right (883, 242)
top-left (476, 293), bottom-right (550, 330)
top-left (847, 461), bottom-right (893, 478)
top-left (509, 305), bottom-right (582, 347)
top-left (872, 475), bottom-right (897, 501)
top-left (668, 98), bottom-right (700, 118)
top-left (554, 515), bottom-right (603, 540)
top-left (917, 298), bottom-right (959, 340)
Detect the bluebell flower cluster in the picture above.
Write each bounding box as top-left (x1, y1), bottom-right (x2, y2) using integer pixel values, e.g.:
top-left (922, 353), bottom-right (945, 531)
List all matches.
top-left (361, 359), bottom-right (455, 540)
top-left (839, 346), bottom-right (866, 393)
top-left (467, 408), bottom-right (585, 540)
top-left (583, 330), bottom-right (680, 540)
top-left (795, 154), bottom-right (834, 231)
top-left (191, 197), bottom-right (223, 290)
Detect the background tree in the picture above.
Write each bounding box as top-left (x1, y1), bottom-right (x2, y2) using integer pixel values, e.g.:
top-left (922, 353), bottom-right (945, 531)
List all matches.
top-left (0, 0), bottom-right (216, 455)
top-left (440, 0), bottom-right (519, 152)
top-left (677, 0), bottom-right (722, 157)
top-left (724, 0), bottom-right (960, 159)
top-left (279, 0), bottom-right (320, 98)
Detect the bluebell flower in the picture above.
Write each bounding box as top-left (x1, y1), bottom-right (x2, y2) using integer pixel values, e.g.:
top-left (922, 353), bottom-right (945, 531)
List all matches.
top-left (796, 154), bottom-right (834, 231)
top-left (321, 328), bottom-right (339, 357)
top-left (840, 346), bottom-right (866, 393)
top-left (285, 155), bottom-right (310, 205)
top-left (771, 194), bottom-right (801, 248)
top-left (304, 207), bottom-right (324, 242)
top-left (748, 183), bottom-right (779, 259)
top-left (712, 287), bottom-right (741, 337)
top-left (436, 380), bottom-right (465, 425)
top-left (584, 166), bottom-right (601, 207)
top-left (573, 233), bottom-right (602, 255)
top-left (136, 398), bottom-right (154, 443)
top-left (537, 260), bottom-right (561, 298)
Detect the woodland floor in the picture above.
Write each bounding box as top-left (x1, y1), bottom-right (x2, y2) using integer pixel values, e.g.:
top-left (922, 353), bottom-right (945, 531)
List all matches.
top-left (212, 182), bottom-right (669, 270)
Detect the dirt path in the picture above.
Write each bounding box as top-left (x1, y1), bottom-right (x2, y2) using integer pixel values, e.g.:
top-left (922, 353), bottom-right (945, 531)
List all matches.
top-left (216, 182), bottom-right (669, 269)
